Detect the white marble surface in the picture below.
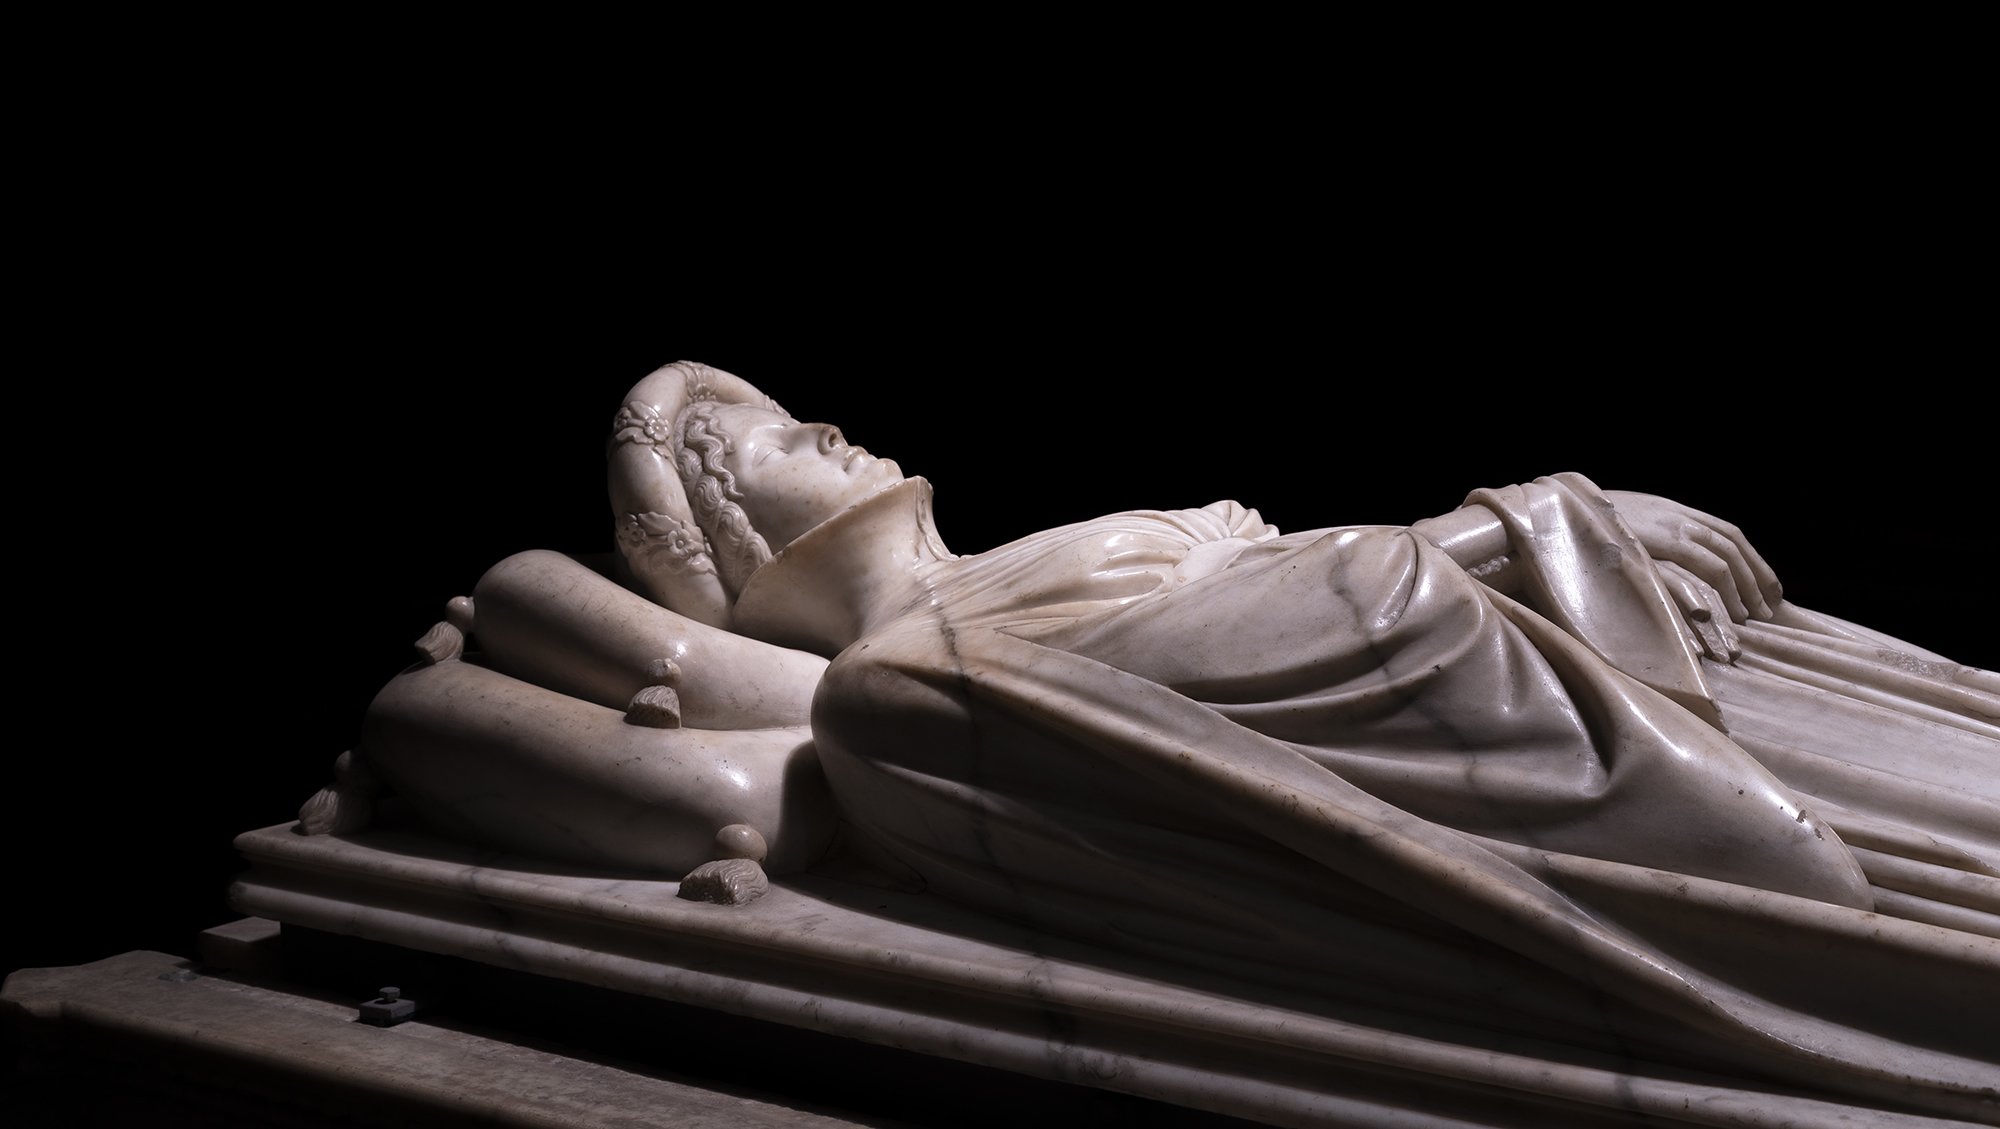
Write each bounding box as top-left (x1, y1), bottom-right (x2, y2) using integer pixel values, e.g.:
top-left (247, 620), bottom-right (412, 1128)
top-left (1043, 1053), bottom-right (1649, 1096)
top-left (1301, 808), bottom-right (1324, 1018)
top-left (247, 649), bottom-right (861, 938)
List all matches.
top-left (266, 361), bottom-right (1997, 1126)
top-left (230, 821), bottom-right (1986, 1128)
top-left (2, 948), bottom-right (906, 1128)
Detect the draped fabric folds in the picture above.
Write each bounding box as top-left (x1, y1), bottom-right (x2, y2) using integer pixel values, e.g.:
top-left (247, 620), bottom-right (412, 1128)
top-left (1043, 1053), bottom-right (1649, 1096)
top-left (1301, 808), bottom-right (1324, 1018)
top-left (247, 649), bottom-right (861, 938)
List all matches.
top-left (799, 476), bottom-right (1999, 1120)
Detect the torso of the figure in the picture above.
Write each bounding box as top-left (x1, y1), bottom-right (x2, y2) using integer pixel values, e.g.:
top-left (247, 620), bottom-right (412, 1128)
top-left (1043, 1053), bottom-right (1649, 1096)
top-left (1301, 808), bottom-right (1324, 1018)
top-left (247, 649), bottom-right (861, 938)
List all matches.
top-left (906, 498), bottom-right (1297, 634)
top-left (801, 485), bottom-right (1871, 911)
top-left (796, 489), bottom-right (2000, 1116)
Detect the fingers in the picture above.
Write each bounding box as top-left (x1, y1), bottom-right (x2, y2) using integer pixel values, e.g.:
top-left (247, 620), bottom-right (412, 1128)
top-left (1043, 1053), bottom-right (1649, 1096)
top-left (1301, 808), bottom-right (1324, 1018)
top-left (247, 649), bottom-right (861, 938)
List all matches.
top-left (1688, 523), bottom-right (1771, 622)
top-left (1645, 535), bottom-right (1748, 622)
top-left (1653, 559), bottom-right (1705, 620)
top-left (1718, 516), bottom-right (1784, 609)
top-left (1690, 521), bottom-right (1780, 621)
top-left (1645, 499), bottom-right (1782, 616)
top-left (1655, 560), bottom-right (1741, 661)
top-left (1604, 489), bottom-right (1783, 621)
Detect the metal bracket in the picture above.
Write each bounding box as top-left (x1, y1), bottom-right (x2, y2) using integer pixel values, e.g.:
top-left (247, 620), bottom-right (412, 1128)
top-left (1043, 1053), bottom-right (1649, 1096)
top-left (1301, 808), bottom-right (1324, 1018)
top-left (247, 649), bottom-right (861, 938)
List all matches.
top-left (357, 986), bottom-right (416, 1027)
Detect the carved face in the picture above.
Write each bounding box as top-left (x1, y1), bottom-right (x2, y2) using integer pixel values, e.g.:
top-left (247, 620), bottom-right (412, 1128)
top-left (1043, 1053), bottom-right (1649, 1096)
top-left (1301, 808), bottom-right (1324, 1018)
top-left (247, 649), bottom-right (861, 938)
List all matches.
top-left (709, 403), bottom-right (905, 549)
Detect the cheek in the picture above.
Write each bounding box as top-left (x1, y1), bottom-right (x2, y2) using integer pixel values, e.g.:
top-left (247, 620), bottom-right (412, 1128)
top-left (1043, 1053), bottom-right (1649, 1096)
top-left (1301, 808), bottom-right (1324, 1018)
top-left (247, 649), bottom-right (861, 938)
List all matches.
top-left (749, 462), bottom-right (851, 537)
top-left (773, 460), bottom-right (844, 504)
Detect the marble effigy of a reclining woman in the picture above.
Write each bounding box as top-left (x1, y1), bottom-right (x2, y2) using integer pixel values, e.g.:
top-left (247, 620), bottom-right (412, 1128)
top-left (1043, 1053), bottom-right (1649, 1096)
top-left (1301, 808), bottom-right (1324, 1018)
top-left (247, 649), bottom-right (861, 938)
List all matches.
top-left (311, 361), bottom-right (1999, 1117)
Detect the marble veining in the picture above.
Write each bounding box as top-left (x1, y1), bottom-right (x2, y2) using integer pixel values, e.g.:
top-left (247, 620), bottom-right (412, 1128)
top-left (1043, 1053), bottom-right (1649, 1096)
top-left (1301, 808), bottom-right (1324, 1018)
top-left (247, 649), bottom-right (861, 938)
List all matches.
top-left (269, 361), bottom-right (1999, 1127)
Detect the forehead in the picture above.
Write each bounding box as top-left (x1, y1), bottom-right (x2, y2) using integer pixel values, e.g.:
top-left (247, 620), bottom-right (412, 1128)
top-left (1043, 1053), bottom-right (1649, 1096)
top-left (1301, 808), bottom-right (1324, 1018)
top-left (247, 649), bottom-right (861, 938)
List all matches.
top-left (708, 402), bottom-right (795, 438)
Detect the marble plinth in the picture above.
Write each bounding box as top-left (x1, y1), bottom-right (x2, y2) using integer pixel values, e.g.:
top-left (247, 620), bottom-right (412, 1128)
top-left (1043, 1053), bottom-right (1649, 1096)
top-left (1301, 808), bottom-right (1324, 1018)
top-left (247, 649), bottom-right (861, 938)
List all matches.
top-left (2, 949), bottom-right (928, 1128)
top-left (226, 821), bottom-right (1982, 1128)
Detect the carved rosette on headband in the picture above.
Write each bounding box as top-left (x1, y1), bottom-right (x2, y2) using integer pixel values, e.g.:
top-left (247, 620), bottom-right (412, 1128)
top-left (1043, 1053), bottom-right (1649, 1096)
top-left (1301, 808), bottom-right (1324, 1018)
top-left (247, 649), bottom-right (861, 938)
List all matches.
top-left (608, 361), bottom-right (788, 630)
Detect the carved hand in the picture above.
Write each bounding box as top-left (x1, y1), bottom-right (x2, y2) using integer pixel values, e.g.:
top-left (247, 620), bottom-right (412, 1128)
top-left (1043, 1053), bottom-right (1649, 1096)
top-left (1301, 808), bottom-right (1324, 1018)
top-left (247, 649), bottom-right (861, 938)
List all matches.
top-left (1604, 491), bottom-right (1783, 624)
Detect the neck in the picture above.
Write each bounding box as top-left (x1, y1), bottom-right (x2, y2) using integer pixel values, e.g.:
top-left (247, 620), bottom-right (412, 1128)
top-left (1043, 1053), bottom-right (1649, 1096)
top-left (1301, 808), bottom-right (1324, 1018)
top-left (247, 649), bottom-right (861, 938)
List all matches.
top-left (732, 478), bottom-right (950, 655)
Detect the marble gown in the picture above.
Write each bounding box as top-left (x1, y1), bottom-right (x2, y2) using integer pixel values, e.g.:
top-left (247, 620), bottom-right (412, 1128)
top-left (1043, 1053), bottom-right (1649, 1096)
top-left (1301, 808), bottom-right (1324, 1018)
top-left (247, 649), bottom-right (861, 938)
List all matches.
top-left (757, 475), bottom-right (2000, 1119)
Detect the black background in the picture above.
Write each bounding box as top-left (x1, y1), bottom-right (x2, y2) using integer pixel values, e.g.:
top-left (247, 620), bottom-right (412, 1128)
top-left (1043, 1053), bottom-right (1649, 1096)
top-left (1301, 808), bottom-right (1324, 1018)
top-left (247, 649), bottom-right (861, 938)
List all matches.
top-left (10, 124), bottom-right (1992, 995)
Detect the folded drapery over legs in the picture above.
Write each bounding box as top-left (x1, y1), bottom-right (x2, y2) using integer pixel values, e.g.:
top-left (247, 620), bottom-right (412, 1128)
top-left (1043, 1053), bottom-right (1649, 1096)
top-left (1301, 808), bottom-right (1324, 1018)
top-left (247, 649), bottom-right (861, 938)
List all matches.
top-left (810, 476), bottom-right (1999, 1119)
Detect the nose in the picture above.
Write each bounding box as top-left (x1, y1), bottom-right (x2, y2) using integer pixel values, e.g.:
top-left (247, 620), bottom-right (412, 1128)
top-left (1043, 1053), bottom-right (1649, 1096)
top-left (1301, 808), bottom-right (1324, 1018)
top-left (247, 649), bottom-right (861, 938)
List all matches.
top-left (805, 423), bottom-right (846, 453)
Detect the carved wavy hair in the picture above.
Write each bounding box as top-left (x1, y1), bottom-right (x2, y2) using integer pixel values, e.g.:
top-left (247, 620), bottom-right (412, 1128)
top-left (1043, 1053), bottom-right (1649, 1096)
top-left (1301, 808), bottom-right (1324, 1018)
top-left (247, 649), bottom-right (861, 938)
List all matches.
top-left (674, 401), bottom-right (775, 597)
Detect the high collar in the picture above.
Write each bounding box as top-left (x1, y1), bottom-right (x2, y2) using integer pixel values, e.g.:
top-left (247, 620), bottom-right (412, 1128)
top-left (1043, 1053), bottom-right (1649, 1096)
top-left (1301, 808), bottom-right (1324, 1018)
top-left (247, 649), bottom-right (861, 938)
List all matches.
top-left (732, 478), bottom-right (952, 656)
